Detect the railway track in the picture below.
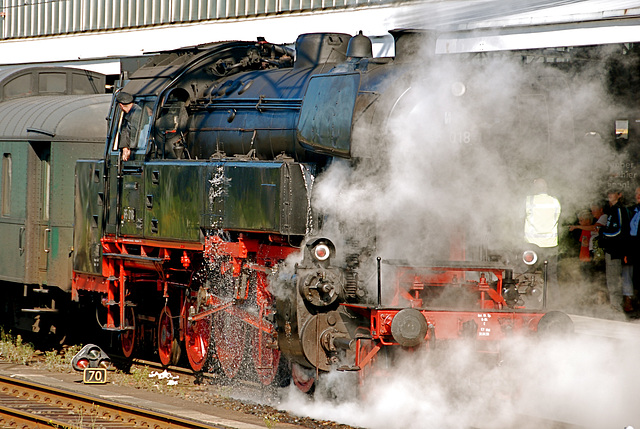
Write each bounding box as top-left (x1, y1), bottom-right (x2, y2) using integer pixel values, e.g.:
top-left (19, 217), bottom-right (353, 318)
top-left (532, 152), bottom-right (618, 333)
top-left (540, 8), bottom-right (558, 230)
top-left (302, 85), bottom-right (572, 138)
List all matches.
top-left (0, 374), bottom-right (224, 429)
top-left (3, 320), bottom-right (616, 429)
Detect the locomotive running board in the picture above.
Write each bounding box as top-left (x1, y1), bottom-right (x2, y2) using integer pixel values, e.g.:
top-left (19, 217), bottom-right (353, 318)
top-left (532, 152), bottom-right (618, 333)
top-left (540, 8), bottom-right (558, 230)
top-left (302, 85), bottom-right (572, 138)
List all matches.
top-left (103, 252), bottom-right (165, 270)
top-left (102, 253), bottom-right (164, 263)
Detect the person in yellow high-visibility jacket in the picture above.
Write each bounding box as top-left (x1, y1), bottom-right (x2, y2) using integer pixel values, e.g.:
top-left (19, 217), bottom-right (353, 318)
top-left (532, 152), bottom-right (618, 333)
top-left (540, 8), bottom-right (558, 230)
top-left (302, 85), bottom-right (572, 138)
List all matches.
top-left (524, 178), bottom-right (561, 300)
top-left (525, 179), bottom-right (561, 247)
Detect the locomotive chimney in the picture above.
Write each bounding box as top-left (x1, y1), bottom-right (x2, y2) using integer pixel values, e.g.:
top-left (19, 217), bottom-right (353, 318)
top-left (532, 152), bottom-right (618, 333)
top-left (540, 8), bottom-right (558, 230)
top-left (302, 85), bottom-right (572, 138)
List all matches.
top-left (390, 29), bottom-right (437, 63)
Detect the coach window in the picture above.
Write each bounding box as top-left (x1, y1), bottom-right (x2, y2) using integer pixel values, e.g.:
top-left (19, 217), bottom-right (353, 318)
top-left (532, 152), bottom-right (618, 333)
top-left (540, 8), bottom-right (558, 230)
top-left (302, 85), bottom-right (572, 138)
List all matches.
top-left (2, 153), bottom-right (11, 216)
top-left (39, 72), bottom-right (67, 94)
top-left (39, 148), bottom-right (51, 221)
top-left (3, 74), bottom-right (32, 99)
top-left (72, 73), bottom-right (100, 94)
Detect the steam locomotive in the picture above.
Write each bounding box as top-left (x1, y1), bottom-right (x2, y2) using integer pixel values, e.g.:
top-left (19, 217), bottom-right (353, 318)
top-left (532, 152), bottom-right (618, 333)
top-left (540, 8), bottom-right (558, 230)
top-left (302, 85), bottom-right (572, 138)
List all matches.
top-left (1, 30), bottom-right (581, 391)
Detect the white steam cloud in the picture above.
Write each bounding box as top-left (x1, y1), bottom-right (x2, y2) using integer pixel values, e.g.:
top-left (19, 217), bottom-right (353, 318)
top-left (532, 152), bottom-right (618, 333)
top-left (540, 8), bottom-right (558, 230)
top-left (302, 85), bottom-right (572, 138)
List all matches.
top-left (276, 32), bottom-right (640, 429)
top-left (314, 48), bottom-right (619, 265)
top-left (279, 334), bottom-right (640, 428)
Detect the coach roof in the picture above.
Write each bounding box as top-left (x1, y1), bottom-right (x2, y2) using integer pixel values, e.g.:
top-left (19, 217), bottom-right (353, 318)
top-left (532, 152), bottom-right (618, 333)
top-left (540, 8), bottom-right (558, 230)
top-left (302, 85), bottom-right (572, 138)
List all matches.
top-left (0, 94), bottom-right (110, 142)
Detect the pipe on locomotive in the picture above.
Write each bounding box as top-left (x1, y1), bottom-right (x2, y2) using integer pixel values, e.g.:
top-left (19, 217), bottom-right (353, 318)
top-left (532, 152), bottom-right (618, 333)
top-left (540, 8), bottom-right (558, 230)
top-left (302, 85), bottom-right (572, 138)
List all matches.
top-left (376, 256), bottom-right (382, 308)
top-left (543, 260), bottom-right (548, 309)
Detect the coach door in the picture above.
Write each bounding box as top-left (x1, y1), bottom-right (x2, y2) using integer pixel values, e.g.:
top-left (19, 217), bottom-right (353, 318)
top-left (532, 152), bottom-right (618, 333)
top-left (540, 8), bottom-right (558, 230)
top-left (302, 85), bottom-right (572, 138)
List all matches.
top-left (0, 143), bottom-right (29, 283)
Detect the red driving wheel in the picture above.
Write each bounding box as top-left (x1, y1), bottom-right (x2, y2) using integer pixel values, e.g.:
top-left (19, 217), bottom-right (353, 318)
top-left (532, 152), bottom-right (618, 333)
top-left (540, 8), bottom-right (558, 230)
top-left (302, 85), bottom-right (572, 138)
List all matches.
top-left (251, 326), bottom-right (280, 385)
top-left (251, 273), bottom-right (280, 385)
top-left (184, 298), bottom-right (212, 372)
top-left (120, 307), bottom-right (136, 358)
top-left (212, 310), bottom-right (245, 379)
top-left (157, 306), bottom-right (176, 367)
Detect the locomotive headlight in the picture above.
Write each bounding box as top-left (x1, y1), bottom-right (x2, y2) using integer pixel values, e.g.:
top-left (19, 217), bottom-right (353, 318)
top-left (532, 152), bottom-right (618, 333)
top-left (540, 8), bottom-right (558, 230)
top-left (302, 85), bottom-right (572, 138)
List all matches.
top-left (451, 81), bottom-right (466, 97)
top-left (305, 239), bottom-right (335, 267)
top-left (522, 250), bottom-right (538, 265)
top-left (314, 243), bottom-right (331, 262)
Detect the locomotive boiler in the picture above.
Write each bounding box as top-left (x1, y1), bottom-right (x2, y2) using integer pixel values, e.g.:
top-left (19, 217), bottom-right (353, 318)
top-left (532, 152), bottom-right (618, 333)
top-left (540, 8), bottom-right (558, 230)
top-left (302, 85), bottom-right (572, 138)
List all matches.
top-left (70, 29), bottom-right (574, 389)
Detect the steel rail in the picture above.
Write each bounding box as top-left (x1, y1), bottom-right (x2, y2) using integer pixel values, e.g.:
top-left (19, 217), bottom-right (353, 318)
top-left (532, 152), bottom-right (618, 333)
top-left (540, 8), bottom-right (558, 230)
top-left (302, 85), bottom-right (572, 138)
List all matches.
top-left (0, 374), bottom-right (225, 429)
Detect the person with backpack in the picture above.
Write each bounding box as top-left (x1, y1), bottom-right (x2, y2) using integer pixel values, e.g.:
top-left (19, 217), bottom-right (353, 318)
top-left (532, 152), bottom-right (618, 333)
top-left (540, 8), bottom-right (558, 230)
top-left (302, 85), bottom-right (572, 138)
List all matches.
top-left (627, 186), bottom-right (640, 314)
top-left (600, 188), bottom-right (633, 313)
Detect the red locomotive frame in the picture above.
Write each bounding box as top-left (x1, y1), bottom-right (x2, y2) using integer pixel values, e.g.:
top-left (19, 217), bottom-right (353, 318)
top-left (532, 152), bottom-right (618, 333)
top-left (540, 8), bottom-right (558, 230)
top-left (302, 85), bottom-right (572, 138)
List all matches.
top-left (73, 233), bottom-right (299, 385)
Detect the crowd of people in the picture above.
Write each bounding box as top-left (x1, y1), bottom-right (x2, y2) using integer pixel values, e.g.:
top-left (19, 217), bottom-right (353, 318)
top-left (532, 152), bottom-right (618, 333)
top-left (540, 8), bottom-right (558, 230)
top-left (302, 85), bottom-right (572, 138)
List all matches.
top-left (566, 186), bottom-right (640, 316)
top-left (523, 177), bottom-right (640, 317)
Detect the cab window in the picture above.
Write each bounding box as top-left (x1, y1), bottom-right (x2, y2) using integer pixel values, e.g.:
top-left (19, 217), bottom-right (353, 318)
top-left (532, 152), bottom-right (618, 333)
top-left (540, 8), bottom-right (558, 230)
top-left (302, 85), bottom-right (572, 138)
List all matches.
top-left (111, 98), bottom-right (155, 157)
